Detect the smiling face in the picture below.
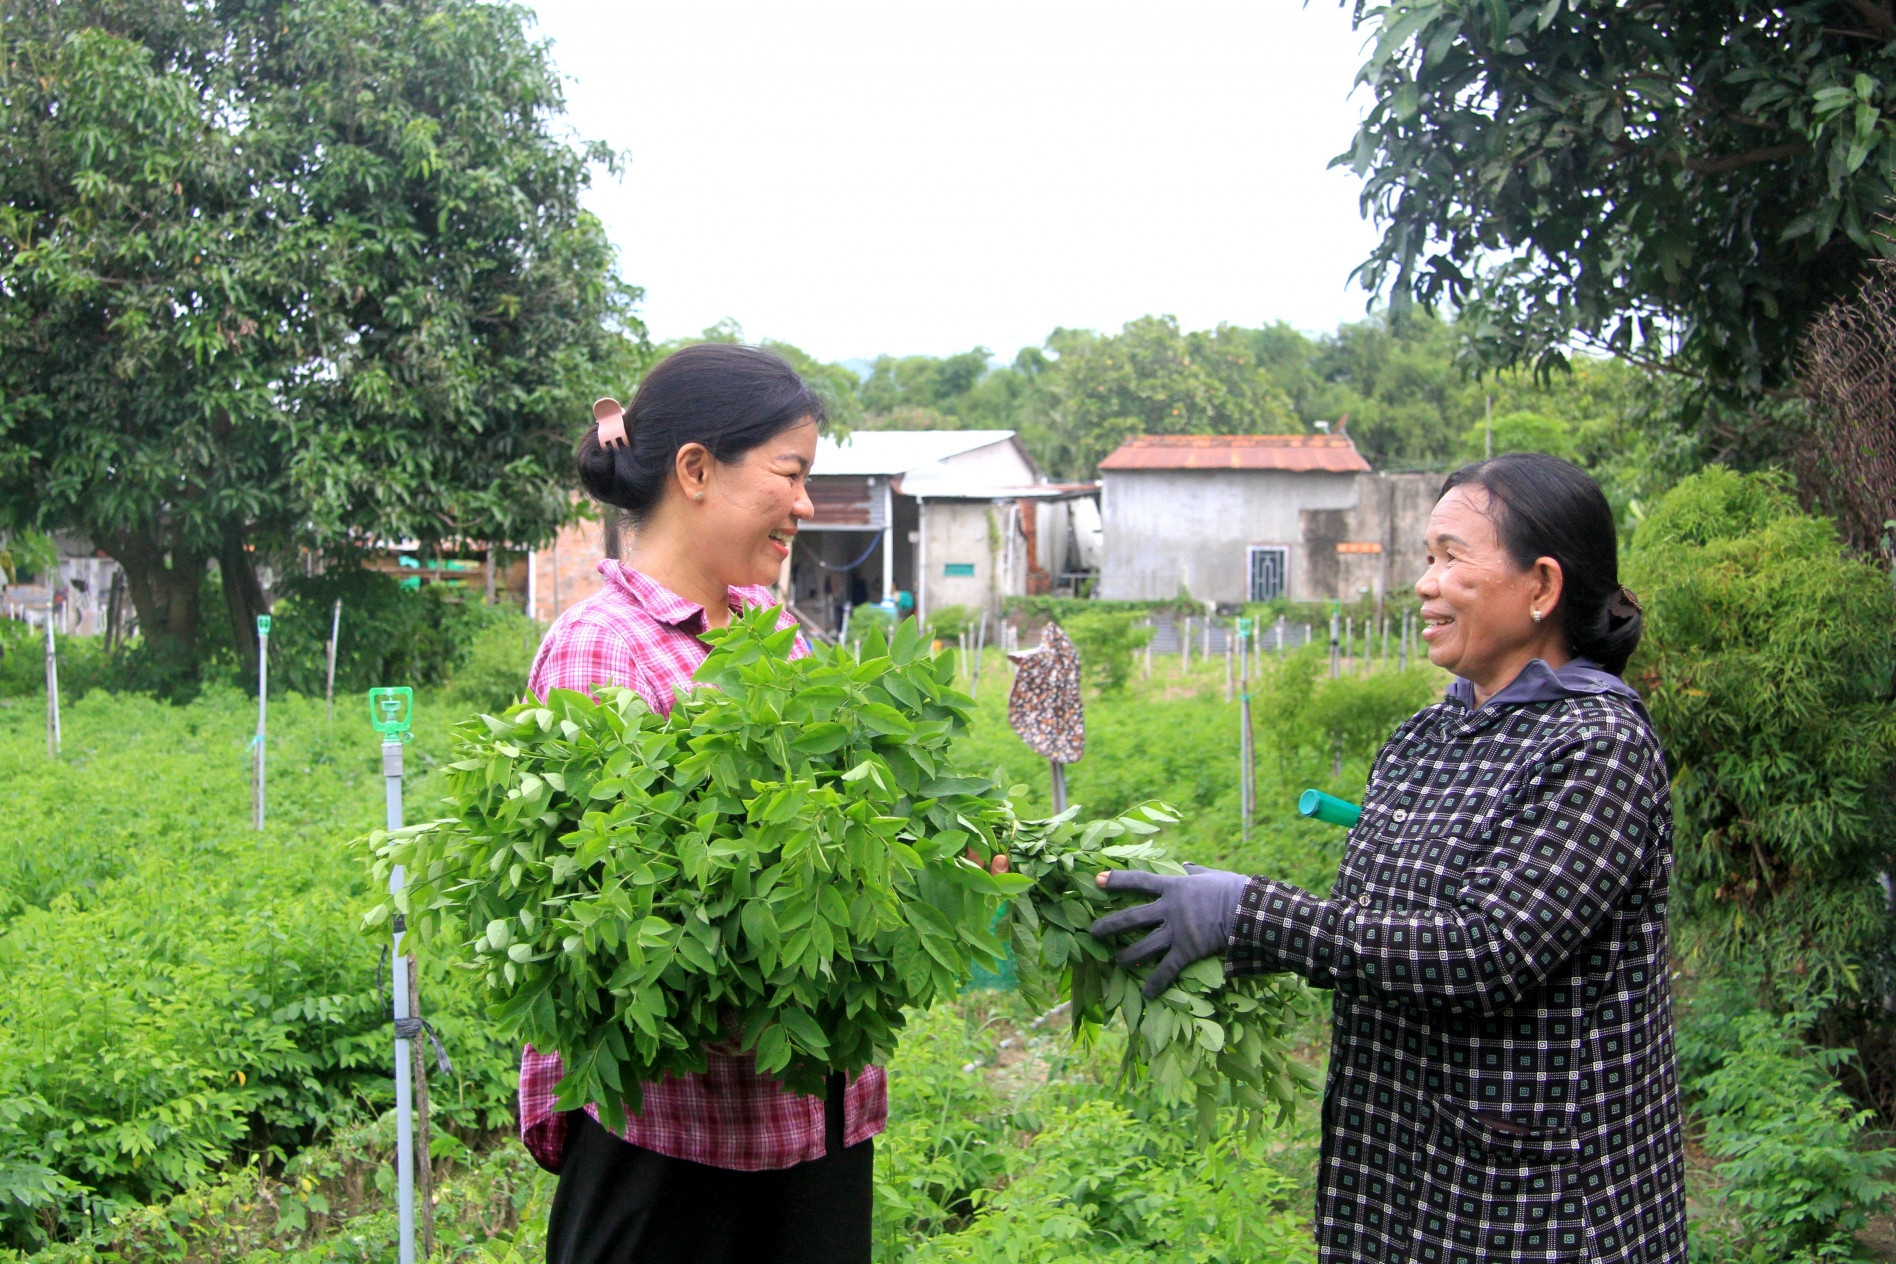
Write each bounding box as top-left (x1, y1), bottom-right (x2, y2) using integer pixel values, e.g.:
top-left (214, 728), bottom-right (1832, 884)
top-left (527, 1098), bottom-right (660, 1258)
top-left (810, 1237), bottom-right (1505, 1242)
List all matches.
top-left (686, 417), bottom-right (819, 589)
top-left (1415, 484), bottom-right (1570, 702)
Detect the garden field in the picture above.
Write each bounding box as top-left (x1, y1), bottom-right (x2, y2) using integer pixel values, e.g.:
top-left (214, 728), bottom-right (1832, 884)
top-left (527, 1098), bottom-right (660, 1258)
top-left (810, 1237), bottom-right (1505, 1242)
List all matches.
top-left (6, 468), bottom-right (1896, 1264)
top-left (0, 639), bottom-right (1393, 1262)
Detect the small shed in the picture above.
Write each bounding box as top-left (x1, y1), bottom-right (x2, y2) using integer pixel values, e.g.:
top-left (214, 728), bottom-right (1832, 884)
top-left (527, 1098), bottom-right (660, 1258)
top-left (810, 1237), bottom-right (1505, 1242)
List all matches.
top-left (1095, 434), bottom-right (1435, 605)
top-left (793, 430), bottom-right (1099, 634)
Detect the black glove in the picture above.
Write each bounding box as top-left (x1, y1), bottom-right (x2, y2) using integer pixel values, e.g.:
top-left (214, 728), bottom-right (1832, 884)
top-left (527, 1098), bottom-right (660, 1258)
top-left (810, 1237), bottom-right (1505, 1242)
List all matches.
top-left (1087, 864), bottom-right (1251, 999)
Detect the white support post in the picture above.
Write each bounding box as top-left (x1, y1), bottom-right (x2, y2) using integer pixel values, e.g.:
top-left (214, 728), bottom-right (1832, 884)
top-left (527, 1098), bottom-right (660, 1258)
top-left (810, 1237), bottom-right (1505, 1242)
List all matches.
top-left (326, 599), bottom-right (342, 718)
top-left (915, 497), bottom-right (927, 627)
top-left (254, 617), bottom-right (270, 830)
top-left (385, 738), bottom-right (417, 1264)
top-left (44, 609), bottom-right (59, 759)
top-left (881, 482), bottom-right (895, 602)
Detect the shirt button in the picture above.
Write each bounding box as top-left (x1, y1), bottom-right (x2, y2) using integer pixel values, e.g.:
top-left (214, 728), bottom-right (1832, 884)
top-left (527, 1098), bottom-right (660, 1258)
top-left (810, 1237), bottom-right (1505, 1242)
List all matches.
top-left (1393, 809), bottom-right (1409, 822)
top-left (1358, 894), bottom-right (1372, 908)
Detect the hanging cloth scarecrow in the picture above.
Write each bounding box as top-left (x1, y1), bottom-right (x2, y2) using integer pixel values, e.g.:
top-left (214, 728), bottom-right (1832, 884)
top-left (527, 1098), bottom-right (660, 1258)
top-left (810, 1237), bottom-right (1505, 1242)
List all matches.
top-left (1007, 621), bottom-right (1083, 809)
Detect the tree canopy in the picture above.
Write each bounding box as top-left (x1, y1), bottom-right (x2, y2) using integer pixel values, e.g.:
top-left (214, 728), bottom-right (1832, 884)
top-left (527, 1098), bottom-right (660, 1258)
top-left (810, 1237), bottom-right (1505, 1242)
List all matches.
top-left (1341, 0), bottom-right (1896, 397)
top-left (0, 0), bottom-right (640, 681)
top-left (809, 311), bottom-right (1647, 491)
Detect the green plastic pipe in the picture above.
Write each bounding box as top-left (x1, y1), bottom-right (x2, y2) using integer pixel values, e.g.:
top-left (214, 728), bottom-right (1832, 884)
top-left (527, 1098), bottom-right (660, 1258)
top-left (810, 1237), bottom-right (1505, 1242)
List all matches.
top-left (1298, 788), bottom-right (1362, 829)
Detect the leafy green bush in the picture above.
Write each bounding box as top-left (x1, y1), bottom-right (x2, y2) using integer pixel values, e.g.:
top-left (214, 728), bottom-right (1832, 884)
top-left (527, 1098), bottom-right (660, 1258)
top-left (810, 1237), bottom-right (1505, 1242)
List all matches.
top-left (910, 1098), bottom-right (1316, 1263)
top-left (872, 1002), bottom-right (1018, 1257)
top-left (1688, 1009), bottom-right (1896, 1263)
top-left (925, 605), bottom-right (978, 643)
top-left (0, 626), bottom-right (115, 702)
top-left (1626, 469), bottom-right (1896, 1008)
top-left (265, 569), bottom-right (522, 699)
top-left (0, 689), bottom-right (518, 1251)
top-left (444, 611), bottom-right (542, 715)
top-left (1059, 610), bottom-right (1154, 694)
top-left (849, 601), bottom-right (898, 645)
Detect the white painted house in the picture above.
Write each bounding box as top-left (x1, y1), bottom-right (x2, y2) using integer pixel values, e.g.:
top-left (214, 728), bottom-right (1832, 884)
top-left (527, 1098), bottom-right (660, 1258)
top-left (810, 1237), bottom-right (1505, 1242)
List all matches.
top-left (1096, 434), bottom-right (1437, 606)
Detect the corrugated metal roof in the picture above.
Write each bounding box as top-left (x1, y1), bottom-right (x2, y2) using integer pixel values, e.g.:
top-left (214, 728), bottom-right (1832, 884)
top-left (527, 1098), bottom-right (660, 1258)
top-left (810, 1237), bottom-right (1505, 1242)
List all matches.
top-left (1096, 434), bottom-right (1371, 474)
top-left (813, 429), bottom-right (1021, 476)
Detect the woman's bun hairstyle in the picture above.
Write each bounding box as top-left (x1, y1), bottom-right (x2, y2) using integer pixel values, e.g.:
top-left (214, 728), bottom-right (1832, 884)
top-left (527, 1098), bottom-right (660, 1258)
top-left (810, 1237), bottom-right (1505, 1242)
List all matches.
top-left (578, 343), bottom-right (827, 523)
top-left (1439, 453), bottom-right (1642, 675)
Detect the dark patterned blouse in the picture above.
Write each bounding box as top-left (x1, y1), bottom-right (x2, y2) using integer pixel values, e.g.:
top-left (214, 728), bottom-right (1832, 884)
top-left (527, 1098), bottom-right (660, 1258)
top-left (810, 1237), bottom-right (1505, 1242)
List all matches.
top-left (1229, 662), bottom-right (1686, 1264)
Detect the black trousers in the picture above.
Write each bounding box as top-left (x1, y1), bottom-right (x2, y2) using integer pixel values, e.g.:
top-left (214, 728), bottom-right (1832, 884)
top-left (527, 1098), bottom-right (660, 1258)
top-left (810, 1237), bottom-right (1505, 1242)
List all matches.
top-left (544, 1111), bottom-right (873, 1264)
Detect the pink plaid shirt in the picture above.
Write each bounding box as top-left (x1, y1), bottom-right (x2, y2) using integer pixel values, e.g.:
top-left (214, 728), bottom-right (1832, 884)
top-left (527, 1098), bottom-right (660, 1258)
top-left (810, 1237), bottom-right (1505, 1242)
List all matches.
top-left (517, 560), bottom-right (888, 1172)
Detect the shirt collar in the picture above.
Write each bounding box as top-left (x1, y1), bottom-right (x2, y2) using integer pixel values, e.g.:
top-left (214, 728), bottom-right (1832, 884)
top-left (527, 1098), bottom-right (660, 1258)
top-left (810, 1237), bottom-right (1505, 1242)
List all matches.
top-left (599, 560), bottom-right (744, 632)
top-left (1446, 657), bottom-right (1642, 712)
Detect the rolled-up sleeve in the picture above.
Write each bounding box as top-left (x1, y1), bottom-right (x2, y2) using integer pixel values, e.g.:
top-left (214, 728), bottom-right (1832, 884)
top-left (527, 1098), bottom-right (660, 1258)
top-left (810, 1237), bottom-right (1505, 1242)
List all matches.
top-left (1228, 729), bottom-right (1662, 1015)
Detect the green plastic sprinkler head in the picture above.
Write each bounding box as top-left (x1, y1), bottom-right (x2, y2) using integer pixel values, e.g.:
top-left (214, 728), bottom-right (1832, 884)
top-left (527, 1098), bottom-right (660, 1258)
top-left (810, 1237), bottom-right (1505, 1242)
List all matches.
top-left (368, 686), bottom-right (414, 738)
top-left (1298, 789), bottom-right (1362, 829)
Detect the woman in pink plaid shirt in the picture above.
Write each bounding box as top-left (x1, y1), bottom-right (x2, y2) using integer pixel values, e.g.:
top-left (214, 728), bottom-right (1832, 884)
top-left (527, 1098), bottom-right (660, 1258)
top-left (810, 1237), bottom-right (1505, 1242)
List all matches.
top-left (526, 344), bottom-right (878, 1264)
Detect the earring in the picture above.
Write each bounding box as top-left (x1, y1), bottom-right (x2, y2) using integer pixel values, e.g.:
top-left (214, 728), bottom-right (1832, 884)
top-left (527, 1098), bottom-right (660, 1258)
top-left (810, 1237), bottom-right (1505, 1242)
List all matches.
top-left (1531, 609), bottom-right (1542, 623)
top-left (694, 492), bottom-right (704, 501)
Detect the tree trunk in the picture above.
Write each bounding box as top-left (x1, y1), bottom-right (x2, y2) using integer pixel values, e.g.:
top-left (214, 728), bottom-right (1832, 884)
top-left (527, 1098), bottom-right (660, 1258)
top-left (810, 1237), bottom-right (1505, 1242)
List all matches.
top-left (219, 523), bottom-right (267, 671)
top-left (104, 526), bottom-right (207, 683)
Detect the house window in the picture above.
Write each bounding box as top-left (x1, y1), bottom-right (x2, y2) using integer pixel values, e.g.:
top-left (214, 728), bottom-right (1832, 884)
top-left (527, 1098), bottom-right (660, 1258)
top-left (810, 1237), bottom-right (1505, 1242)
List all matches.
top-left (943, 563), bottom-right (975, 577)
top-left (1248, 546), bottom-right (1288, 601)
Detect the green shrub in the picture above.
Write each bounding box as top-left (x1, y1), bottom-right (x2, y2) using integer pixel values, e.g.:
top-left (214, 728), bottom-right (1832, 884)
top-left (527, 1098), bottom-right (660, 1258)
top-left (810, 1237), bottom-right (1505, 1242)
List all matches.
top-left (849, 602), bottom-right (898, 645)
top-left (873, 1002), bottom-right (1018, 1258)
top-left (1058, 610), bottom-right (1153, 694)
top-left (444, 611), bottom-right (542, 715)
top-left (0, 690), bottom-right (519, 1251)
top-left (1688, 1010), bottom-right (1896, 1263)
top-left (909, 1098), bottom-right (1315, 1263)
top-left (0, 626), bottom-right (115, 703)
top-left (1626, 469), bottom-right (1896, 1008)
top-left (265, 569), bottom-right (520, 698)
top-left (925, 605), bottom-right (978, 643)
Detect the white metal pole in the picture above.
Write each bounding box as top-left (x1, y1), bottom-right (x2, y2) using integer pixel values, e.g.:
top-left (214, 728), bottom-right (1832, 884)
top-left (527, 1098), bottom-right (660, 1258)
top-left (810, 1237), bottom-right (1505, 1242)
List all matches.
top-left (326, 599), bottom-right (342, 718)
top-left (1239, 621), bottom-right (1253, 844)
top-left (971, 614), bottom-right (986, 698)
top-left (385, 738), bottom-right (417, 1264)
top-left (881, 485), bottom-right (895, 602)
top-left (915, 497), bottom-right (927, 627)
top-left (254, 617), bottom-right (270, 830)
top-left (44, 608), bottom-right (59, 759)
top-left (1224, 624), bottom-right (1233, 702)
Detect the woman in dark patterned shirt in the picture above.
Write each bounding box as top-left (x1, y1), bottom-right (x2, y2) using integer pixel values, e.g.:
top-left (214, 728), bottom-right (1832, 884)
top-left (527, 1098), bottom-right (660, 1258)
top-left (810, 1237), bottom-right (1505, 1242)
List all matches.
top-left (1092, 454), bottom-right (1684, 1264)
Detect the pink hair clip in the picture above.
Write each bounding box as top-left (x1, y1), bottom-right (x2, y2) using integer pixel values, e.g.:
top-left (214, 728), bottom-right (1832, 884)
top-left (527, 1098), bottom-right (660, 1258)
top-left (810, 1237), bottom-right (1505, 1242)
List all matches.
top-left (593, 397), bottom-right (628, 450)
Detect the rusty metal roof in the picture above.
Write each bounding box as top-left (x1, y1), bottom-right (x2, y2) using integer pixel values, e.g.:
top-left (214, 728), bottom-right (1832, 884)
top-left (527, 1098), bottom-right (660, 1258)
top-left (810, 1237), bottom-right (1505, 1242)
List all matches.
top-left (1097, 434), bottom-right (1371, 474)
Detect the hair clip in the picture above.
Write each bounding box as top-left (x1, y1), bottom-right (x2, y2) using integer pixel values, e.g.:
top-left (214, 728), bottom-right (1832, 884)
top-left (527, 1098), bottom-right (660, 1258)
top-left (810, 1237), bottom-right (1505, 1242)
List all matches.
top-left (593, 397), bottom-right (627, 450)
top-left (1609, 585), bottom-right (1643, 620)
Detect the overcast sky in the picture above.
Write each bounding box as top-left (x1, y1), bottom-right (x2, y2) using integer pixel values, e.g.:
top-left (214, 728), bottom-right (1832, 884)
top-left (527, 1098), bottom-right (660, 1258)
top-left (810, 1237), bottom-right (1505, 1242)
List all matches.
top-left (524, 1), bottom-right (1383, 364)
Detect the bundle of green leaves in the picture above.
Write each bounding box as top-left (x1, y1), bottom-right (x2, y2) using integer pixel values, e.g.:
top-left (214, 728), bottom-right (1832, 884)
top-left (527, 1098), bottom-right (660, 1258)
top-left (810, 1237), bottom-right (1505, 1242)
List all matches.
top-left (362, 610), bottom-right (1028, 1126)
top-left (362, 608), bottom-right (1315, 1133)
top-left (1002, 804), bottom-right (1318, 1131)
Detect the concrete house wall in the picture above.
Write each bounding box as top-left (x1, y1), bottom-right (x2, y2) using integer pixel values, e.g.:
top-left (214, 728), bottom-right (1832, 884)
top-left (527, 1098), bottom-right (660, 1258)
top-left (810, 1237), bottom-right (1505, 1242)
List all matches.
top-left (1098, 468), bottom-right (1438, 604)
